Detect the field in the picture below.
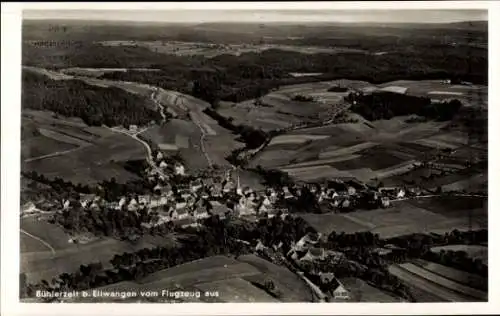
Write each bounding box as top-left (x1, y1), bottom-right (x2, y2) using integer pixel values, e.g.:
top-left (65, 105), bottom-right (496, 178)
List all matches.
top-left (389, 264), bottom-right (475, 302)
top-left (251, 111), bottom-right (457, 182)
top-left (246, 77), bottom-right (486, 183)
top-left (298, 213), bottom-right (371, 234)
top-left (238, 254), bottom-right (315, 302)
top-left (61, 67), bottom-right (161, 78)
top-left (21, 108), bottom-right (147, 184)
top-left (86, 254), bottom-right (314, 302)
top-left (99, 40), bottom-right (367, 58)
top-left (430, 245), bottom-right (488, 265)
top-left (338, 277), bottom-right (401, 302)
top-left (23, 132), bottom-right (145, 184)
top-left (389, 260), bottom-right (487, 302)
top-left (299, 196), bottom-right (487, 238)
top-left (21, 217), bottom-right (177, 283)
top-left (216, 82), bottom-right (345, 132)
top-left (21, 217), bottom-right (76, 252)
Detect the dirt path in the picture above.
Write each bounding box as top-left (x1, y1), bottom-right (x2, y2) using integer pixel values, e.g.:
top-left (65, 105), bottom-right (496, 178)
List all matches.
top-left (23, 144), bottom-right (92, 163)
top-left (105, 126), bottom-right (170, 179)
top-left (21, 229), bottom-right (56, 256)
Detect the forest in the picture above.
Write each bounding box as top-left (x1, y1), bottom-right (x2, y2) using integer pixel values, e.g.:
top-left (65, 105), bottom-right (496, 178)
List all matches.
top-left (23, 34), bottom-right (487, 105)
top-left (348, 91), bottom-right (463, 121)
top-left (21, 71), bottom-right (163, 127)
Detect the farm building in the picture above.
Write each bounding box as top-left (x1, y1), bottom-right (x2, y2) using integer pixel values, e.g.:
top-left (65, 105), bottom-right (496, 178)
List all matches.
top-left (333, 283), bottom-right (350, 300)
top-left (377, 86), bottom-right (408, 94)
top-left (300, 247), bottom-right (326, 262)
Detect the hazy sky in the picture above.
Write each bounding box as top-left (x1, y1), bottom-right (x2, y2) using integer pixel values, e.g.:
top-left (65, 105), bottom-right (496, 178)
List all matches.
top-left (23, 9), bottom-right (487, 24)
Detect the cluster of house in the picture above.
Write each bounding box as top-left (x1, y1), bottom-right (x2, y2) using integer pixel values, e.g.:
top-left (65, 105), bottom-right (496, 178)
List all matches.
top-left (279, 179), bottom-right (408, 211)
top-left (286, 232), bottom-right (346, 264)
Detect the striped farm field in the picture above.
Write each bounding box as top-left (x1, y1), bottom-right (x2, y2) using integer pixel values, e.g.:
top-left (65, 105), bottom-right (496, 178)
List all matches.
top-left (398, 263), bottom-right (487, 300)
top-left (269, 134), bottom-right (330, 146)
top-left (196, 277), bottom-right (279, 302)
top-left (319, 142), bottom-right (379, 159)
top-left (375, 160), bottom-right (420, 179)
top-left (299, 212), bottom-right (371, 234)
top-left (280, 155), bottom-right (361, 169)
top-left (388, 264), bottom-right (474, 302)
top-left (413, 259), bottom-right (487, 291)
top-left (413, 138), bottom-right (459, 150)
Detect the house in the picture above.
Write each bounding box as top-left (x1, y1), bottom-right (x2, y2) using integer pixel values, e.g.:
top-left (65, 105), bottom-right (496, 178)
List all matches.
top-left (159, 161), bottom-right (168, 169)
top-left (256, 199), bottom-right (269, 214)
top-left (174, 164), bottom-right (185, 176)
top-left (332, 282), bottom-right (350, 300)
top-left (319, 272), bottom-right (336, 285)
top-left (22, 202), bottom-right (39, 214)
top-left (127, 198), bottom-right (138, 211)
top-left (175, 201), bottom-right (187, 210)
top-left (136, 195), bottom-right (148, 206)
top-left (168, 209), bottom-right (179, 220)
top-left (193, 207), bottom-right (209, 219)
top-left (243, 187), bottom-right (253, 195)
top-left (282, 186), bottom-right (294, 200)
top-left (341, 199), bottom-right (351, 209)
top-left (255, 240), bottom-right (266, 252)
top-left (381, 197), bottom-right (391, 208)
top-left (153, 183), bottom-right (163, 193)
top-left (300, 247), bottom-right (326, 262)
top-left (347, 186), bottom-right (357, 196)
top-left (396, 188), bottom-right (406, 199)
top-left (176, 208), bottom-right (190, 220)
top-left (156, 151), bottom-right (164, 161)
top-left (262, 196), bottom-right (271, 206)
top-left (150, 196), bottom-right (169, 208)
top-left (129, 125), bottom-right (138, 133)
top-left (222, 180), bottom-right (235, 193)
top-left (118, 197), bottom-right (127, 209)
top-left (63, 199), bottom-right (71, 210)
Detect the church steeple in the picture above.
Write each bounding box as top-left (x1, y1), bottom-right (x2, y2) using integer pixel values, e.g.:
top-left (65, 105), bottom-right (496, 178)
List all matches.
top-left (236, 168), bottom-right (242, 196)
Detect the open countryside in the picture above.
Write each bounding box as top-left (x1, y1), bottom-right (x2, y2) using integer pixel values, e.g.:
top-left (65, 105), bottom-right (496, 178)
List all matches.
top-left (19, 10), bottom-right (488, 303)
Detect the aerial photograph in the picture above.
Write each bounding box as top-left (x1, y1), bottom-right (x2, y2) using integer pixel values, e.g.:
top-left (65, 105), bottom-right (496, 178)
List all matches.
top-left (19, 8), bottom-right (488, 303)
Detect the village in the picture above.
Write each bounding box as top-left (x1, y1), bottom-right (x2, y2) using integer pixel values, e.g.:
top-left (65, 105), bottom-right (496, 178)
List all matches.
top-left (21, 145), bottom-right (415, 244)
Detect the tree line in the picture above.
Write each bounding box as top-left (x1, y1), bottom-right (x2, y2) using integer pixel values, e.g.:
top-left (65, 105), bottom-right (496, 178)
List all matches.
top-left (22, 71), bottom-right (163, 127)
top-left (348, 91), bottom-right (463, 121)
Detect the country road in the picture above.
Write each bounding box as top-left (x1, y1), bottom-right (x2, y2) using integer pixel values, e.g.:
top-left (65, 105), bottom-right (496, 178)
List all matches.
top-left (21, 229), bottom-right (56, 256)
top-left (24, 145), bottom-right (90, 163)
top-left (105, 126), bottom-right (170, 179)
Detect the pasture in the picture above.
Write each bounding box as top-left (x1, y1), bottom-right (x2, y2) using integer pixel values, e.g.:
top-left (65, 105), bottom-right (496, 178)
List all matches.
top-left (338, 277), bottom-right (401, 302)
top-left (397, 262), bottom-right (486, 301)
top-left (103, 254), bottom-right (315, 302)
top-left (238, 254), bottom-right (315, 302)
top-left (252, 112), bottom-right (452, 182)
top-left (407, 196), bottom-right (487, 223)
top-left (413, 259), bottom-right (487, 291)
top-left (21, 233), bottom-right (176, 284)
top-left (299, 197), bottom-right (488, 239)
top-left (21, 110), bottom-right (143, 184)
top-left (388, 264), bottom-right (475, 302)
top-left (196, 277), bottom-right (279, 302)
top-left (298, 213), bottom-right (371, 235)
top-left (21, 218), bottom-right (75, 251)
top-left (23, 131), bottom-right (145, 184)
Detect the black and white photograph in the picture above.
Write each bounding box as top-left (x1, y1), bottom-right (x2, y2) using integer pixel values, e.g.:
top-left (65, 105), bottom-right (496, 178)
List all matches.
top-left (1, 1), bottom-right (497, 315)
